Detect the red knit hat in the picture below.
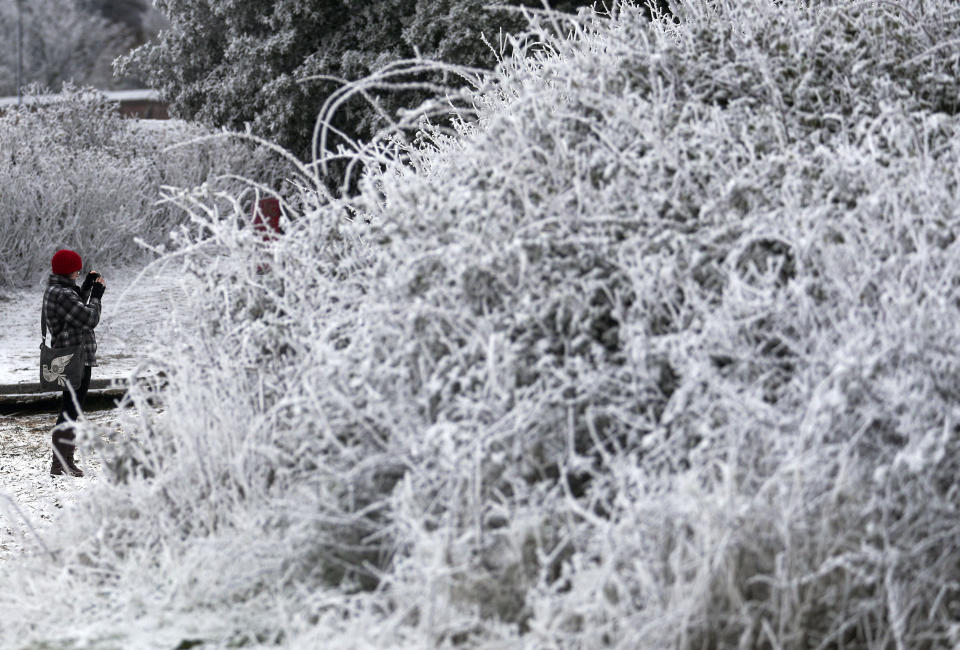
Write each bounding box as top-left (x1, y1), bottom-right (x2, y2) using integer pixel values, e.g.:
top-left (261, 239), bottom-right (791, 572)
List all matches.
top-left (51, 249), bottom-right (82, 276)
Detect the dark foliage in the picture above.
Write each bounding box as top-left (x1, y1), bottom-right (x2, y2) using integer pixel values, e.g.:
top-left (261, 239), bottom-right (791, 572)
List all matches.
top-left (119, 1), bottom-right (640, 165)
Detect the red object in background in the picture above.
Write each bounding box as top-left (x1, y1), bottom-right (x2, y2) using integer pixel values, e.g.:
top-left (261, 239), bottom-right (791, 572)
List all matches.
top-left (252, 197), bottom-right (284, 241)
top-left (252, 197), bottom-right (285, 274)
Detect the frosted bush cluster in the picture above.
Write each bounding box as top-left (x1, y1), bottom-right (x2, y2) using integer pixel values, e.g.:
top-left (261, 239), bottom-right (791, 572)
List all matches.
top-left (4, 1), bottom-right (960, 647)
top-left (0, 0), bottom-right (133, 95)
top-left (0, 85), bottom-right (285, 287)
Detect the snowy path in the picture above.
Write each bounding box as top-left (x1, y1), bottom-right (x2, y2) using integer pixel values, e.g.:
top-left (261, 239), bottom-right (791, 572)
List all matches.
top-left (0, 263), bottom-right (181, 386)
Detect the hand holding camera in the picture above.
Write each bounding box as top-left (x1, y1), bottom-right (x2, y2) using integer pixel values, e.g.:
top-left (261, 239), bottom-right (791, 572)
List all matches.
top-left (85, 270), bottom-right (106, 297)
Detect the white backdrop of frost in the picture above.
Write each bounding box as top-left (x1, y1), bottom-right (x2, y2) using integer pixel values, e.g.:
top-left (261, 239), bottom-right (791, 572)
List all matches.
top-left (2, 1), bottom-right (960, 648)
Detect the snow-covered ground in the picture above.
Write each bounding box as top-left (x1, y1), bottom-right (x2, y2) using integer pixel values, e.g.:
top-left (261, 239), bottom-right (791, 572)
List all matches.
top-left (0, 409), bottom-right (120, 563)
top-left (0, 262), bottom-right (181, 564)
top-left (0, 263), bottom-right (181, 386)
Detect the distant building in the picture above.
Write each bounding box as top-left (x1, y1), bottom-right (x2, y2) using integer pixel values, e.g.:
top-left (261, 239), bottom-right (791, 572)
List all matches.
top-left (0, 89), bottom-right (168, 119)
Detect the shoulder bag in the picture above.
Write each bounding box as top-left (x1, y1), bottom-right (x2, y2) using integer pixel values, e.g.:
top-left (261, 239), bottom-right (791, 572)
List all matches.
top-left (39, 303), bottom-right (85, 391)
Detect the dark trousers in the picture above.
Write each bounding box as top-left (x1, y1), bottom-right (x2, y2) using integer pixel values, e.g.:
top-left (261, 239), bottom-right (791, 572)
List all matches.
top-left (53, 365), bottom-right (92, 451)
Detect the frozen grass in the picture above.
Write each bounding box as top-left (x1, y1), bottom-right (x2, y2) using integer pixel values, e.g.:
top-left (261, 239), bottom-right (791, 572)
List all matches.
top-left (0, 410), bottom-right (122, 565)
top-left (3, 0), bottom-right (960, 647)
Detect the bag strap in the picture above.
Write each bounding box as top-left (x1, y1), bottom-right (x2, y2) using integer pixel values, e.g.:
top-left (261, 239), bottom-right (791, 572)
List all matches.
top-left (40, 289), bottom-right (47, 347)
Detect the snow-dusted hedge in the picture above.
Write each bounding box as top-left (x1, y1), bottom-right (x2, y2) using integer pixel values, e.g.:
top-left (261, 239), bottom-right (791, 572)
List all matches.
top-left (4, 1), bottom-right (960, 647)
top-left (0, 85), bottom-right (285, 286)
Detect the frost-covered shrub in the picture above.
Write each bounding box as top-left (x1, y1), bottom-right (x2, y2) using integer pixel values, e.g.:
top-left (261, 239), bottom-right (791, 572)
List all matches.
top-left (0, 86), bottom-right (287, 286)
top-left (0, 0), bottom-right (132, 95)
top-left (4, 1), bottom-right (960, 647)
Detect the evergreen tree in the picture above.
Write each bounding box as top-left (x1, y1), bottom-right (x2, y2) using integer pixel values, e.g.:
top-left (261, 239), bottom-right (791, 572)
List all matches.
top-left (119, 1), bottom-right (595, 163)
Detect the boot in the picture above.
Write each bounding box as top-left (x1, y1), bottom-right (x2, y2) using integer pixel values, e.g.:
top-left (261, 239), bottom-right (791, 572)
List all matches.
top-left (62, 446), bottom-right (84, 478)
top-left (50, 454), bottom-right (65, 476)
top-left (51, 430), bottom-right (84, 478)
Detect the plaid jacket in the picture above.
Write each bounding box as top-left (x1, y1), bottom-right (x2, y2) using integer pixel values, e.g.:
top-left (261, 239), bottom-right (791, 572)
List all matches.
top-left (42, 274), bottom-right (101, 367)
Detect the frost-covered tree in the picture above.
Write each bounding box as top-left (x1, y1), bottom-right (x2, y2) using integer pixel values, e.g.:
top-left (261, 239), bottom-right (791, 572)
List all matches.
top-left (118, 0), bottom-right (600, 162)
top-left (83, 0), bottom-right (168, 45)
top-left (0, 0), bottom-right (132, 95)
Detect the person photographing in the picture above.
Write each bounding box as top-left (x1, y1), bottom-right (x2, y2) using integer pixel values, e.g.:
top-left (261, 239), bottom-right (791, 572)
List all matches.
top-left (42, 249), bottom-right (106, 477)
